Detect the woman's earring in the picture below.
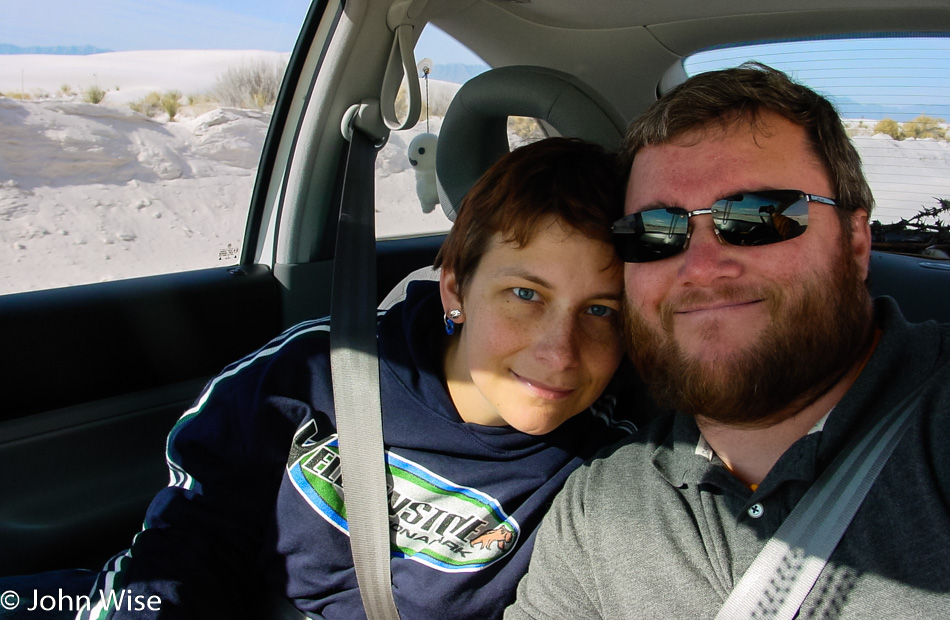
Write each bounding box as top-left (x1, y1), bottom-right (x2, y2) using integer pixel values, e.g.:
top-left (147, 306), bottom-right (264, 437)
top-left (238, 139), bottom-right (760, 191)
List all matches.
top-left (444, 309), bottom-right (462, 335)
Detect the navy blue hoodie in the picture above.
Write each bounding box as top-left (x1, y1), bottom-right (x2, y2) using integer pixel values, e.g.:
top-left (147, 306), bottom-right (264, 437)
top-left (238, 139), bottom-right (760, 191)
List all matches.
top-left (81, 280), bottom-right (641, 619)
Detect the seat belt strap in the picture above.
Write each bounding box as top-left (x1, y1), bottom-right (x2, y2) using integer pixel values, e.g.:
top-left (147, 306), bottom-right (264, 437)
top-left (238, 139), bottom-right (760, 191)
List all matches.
top-left (330, 125), bottom-right (401, 620)
top-left (715, 383), bottom-right (926, 620)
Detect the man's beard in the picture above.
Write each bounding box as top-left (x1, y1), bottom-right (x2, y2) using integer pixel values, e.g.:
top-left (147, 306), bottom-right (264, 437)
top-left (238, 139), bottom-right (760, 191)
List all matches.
top-left (623, 244), bottom-right (873, 427)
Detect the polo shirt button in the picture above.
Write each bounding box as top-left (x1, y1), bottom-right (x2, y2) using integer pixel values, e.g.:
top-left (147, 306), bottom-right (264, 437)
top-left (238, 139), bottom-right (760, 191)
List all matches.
top-left (747, 503), bottom-right (765, 519)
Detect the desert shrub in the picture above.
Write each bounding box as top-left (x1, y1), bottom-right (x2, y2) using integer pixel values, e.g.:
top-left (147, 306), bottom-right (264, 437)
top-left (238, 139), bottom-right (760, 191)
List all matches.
top-left (7, 91), bottom-right (33, 100)
top-left (508, 116), bottom-right (546, 143)
top-left (902, 115), bottom-right (947, 140)
top-left (874, 118), bottom-right (902, 140)
top-left (211, 59), bottom-right (286, 109)
top-left (83, 85), bottom-right (107, 104)
top-left (130, 91), bottom-right (184, 119)
top-left (187, 93), bottom-right (215, 106)
top-left (129, 91), bottom-right (160, 116)
top-left (161, 90), bottom-right (182, 120)
top-left (60, 84), bottom-right (74, 96)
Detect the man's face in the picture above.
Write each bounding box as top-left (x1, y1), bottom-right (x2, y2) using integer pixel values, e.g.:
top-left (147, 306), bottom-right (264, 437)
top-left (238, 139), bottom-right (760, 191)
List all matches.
top-left (622, 112), bottom-right (873, 426)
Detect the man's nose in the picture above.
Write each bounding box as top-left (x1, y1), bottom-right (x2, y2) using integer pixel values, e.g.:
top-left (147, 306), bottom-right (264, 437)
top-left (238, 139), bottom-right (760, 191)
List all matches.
top-left (680, 218), bottom-right (742, 286)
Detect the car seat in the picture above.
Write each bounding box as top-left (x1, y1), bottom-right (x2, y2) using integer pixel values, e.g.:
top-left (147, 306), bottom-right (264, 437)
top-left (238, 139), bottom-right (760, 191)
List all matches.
top-left (435, 64), bottom-right (626, 221)
top-left (380, 64), bottom-right (628, 309)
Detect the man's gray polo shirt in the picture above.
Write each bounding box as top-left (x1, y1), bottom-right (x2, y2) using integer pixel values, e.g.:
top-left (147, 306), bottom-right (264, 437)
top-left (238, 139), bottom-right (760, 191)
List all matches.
top-left (508, 298), bottom-right (950, 619)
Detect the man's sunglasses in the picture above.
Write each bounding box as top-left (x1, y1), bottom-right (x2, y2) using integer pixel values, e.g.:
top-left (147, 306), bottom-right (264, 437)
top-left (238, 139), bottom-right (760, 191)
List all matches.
top-left (611, 189), bottom-right (837, 263)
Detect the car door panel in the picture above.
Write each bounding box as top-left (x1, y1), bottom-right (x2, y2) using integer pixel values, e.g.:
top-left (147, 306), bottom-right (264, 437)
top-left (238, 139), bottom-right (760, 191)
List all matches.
top-left (1, 265), bottom-right (281, 419)
top-left (0, 265), bottom-right (282, 574)
top-left (0, 236), bottom-right (446, 576)
top-left (0, 380), bottom-right (205, 575)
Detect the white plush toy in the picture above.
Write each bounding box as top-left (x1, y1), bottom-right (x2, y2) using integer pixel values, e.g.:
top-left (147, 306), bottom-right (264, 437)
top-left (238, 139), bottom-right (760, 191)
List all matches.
top-left (408, 132), bottom-right (439, 214)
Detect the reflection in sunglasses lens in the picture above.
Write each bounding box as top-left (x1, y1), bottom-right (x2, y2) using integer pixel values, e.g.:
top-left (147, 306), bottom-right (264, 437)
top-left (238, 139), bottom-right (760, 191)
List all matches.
top-left (630, 210), bottom-right (687, 262)
top-left (613, 190), bottom-right (815, 263)
top-left (715, 195), bottom-right (801, 246)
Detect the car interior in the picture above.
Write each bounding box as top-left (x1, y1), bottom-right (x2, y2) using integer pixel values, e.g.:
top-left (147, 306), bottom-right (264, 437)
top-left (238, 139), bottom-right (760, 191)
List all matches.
top-left (2, 0), bottom-right (950, 611)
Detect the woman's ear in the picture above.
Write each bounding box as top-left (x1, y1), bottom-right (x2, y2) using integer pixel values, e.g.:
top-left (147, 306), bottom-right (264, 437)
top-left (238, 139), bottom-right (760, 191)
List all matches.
top-left (439, 269), bottom-right (465, 323)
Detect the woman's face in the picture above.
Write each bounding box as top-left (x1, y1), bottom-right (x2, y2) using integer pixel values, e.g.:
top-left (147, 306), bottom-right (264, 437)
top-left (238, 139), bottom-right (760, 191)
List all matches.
top-left (441, 216), bottom-right (624, 435)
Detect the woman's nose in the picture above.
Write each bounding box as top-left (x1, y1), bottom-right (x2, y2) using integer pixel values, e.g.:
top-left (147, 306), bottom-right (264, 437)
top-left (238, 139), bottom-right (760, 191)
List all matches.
top-left (534, 314), bottom-right (580, 370)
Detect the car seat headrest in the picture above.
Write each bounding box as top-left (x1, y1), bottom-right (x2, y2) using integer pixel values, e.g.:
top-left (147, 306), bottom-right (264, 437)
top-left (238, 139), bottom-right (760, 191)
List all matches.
top-left (435, 65), bottom-right (626, 221)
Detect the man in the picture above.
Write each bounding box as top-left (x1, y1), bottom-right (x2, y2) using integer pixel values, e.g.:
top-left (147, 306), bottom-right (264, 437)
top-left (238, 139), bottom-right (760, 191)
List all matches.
top-left (506, 64), bottom-right (950, 618)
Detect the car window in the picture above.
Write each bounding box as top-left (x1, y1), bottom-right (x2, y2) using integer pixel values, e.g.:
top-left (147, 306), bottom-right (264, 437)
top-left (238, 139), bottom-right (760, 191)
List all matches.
top-left (374, 25), bottom-right (489, 239)
top-left (373, 27), bottom-right (553, 240)
top-left (0, 0), bottom-right (311, 295)
top-left (683, 37), bottom-right (950, 245)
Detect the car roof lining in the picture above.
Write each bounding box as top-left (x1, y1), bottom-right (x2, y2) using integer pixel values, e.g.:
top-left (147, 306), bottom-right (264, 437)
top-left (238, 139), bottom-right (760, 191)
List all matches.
top-left (425, 2), bottom-right (950, 121)
top-left (427, 0), bottom-right (950, 31)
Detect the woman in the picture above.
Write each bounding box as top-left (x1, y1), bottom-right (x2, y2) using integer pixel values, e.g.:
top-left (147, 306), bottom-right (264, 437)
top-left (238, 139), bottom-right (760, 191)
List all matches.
top-left (64, 138), bottom-right (641, 619)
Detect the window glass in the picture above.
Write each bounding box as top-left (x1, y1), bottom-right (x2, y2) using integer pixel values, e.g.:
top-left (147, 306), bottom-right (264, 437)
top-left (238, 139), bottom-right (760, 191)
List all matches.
top-left (375, 27), bottom-right (556, 240)
top-left (375, 26), bottom-right (489, 239)
top-left (684, 37), bottom-right (950, 228)
top-left (0, 0), bottom-right (311, 295)
top-left (508, 116), bottom-right (548, 150)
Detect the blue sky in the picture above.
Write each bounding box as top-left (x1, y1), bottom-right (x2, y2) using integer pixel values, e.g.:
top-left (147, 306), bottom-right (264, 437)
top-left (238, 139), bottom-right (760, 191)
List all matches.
top-left (1, 0), bottom-right (313, 51)
top-left (416, 25), bottom-right (485, 66)
top-left (685, 37), bottom-right (950, 121)
top-left (0, 0), bottom-right (482, 63)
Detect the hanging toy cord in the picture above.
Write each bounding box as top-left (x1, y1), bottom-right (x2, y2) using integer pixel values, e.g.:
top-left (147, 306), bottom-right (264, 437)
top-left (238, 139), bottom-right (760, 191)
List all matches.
top-left (423, 65), bottom-right (430, 133)
top-left (414, 58), bottom-right (434, 134)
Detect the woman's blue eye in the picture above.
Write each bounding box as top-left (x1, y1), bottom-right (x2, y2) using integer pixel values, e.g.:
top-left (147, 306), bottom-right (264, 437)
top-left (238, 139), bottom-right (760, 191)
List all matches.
top-left (587, 305), bottom-right (614, 317)
top-left (513, 287), bottom-right (538, 302)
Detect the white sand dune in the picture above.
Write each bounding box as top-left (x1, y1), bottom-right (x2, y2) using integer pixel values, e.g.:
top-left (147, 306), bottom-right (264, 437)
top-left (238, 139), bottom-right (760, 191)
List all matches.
top-left (0, 51), bottom-right (461, 295)
top-left (0, 97), bottom-right (267, 292)
top-left (0, 50), bottom-right (290, 104)
top-left (1, 50), bottom-right (948, 296)
top-left (850, 133), bottom-right (950, 223)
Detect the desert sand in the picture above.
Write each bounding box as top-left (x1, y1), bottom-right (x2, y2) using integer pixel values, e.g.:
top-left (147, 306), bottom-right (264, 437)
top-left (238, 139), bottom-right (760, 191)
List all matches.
top-left (0, 50), bottom-right (460, 295)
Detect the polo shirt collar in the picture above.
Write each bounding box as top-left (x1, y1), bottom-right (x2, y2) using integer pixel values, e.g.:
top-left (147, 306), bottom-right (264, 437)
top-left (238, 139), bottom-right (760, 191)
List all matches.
top-left (650, 297), bottom-right (938, 498)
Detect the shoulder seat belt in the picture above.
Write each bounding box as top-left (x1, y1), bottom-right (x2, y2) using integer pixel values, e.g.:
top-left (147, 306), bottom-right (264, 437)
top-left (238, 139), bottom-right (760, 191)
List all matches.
top-left (716, 380), bottom-right (930, 619)
top-left (329, 118), bottom-right (401, 619)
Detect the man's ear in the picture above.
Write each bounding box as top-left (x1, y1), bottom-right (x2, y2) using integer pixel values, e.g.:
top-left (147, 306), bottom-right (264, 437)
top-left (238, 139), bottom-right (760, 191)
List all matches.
top-left (439, 269), bottom-right (465, 323)
top-left (850, 208), bottom-right (872, 282)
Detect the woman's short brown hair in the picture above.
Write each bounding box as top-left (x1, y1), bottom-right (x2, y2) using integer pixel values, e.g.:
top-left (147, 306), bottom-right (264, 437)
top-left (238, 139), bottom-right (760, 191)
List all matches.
top-left (434, 137), bottom-right (623, 297)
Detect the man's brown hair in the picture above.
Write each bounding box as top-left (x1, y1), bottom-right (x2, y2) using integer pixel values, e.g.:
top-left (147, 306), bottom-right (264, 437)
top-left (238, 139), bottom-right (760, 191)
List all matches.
top-left (620, 63), bottom-right (874, 219)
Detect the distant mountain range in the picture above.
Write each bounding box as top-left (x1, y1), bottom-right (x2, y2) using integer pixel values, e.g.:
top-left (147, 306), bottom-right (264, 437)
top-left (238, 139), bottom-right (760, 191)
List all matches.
top-left (834, 96), bottom-right (947, 123)
top-left (0, 44), bottom-right (112, 55)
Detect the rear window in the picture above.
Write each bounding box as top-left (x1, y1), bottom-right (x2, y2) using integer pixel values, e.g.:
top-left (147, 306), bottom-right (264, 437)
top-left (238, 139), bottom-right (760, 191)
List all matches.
top-left (684, 37), bottom-right (950, 250)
